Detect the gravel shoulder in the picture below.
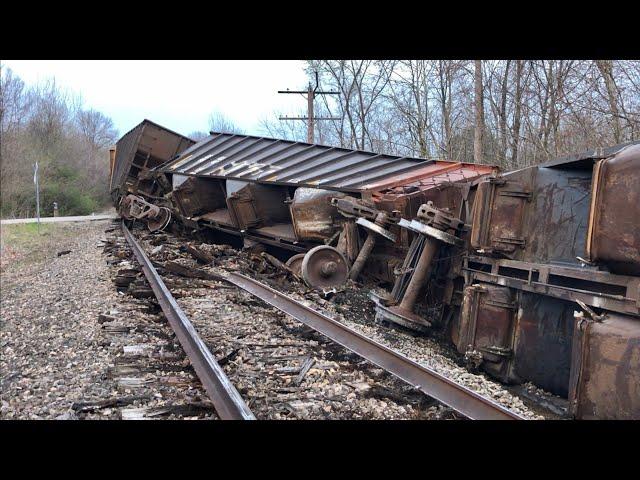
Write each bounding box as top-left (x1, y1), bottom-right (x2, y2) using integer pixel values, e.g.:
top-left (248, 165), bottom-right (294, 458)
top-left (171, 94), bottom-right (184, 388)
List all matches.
top-left (1, 221), bottom-right (212, 420)
top-left (1, 221), bottom-right (123, 418)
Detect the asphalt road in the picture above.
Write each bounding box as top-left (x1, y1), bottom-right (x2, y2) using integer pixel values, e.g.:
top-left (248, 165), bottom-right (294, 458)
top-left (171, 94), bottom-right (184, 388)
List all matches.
top-left (1, 214), bottom-right (116, 225)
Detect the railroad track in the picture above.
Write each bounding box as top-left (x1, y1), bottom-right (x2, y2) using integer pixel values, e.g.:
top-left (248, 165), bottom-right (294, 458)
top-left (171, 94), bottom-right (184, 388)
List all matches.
top-left (121, 222), bottom-right (524, 420)
top-left (122, 222), bottom-right (254, 420)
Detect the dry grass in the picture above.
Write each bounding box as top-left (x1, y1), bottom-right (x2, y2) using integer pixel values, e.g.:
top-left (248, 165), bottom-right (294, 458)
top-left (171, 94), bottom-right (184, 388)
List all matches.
top-left (0, 222), bottom-right (78, 274)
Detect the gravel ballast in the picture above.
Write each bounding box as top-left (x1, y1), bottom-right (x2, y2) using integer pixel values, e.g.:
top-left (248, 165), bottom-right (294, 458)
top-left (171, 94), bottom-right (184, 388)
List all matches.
top-left (134, 227), bottom-right (552, 420)
top-left (1, 220), bottom-right (556, 420)
top-left (1, 221), bottom-right (123, 419)
top-left (1, 221), bottom-right (211, 420)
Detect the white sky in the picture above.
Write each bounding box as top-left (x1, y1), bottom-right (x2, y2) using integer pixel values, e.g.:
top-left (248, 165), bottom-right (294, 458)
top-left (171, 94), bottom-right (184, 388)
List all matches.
top-left (2, 60), bottom-right (311, 137)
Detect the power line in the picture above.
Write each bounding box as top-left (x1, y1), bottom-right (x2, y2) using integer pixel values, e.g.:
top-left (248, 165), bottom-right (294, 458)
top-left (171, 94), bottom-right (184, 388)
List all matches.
top-left (278, 71), bottom-right (340, 143)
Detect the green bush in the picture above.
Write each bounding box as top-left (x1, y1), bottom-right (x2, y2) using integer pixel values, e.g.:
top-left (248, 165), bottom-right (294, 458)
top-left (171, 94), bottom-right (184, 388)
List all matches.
top-left (1, 164), bottom-right (103, 218)
top-left (40, 184), bottom-right (99, 216)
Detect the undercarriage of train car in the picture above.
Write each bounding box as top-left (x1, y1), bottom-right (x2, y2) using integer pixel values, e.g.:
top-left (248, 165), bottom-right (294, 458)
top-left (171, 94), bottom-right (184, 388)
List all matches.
top-left (110, 120), bottom-right (640, 419)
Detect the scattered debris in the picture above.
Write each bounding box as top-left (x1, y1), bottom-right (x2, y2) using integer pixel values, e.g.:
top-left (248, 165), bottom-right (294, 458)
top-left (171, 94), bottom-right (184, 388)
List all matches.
top-left (72, 395), bottom-right (151, 413)
top-left (182, 244), bottom-right (214, 264)
top-left (294, 357), bottom-right (316, 386)
top-left (161, 260), bottom-right (220, 280)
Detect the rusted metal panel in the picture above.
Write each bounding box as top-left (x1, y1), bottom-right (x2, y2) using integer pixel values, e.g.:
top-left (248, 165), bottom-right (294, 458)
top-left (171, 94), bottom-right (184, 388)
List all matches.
top-left (525, 167), bottom-right (592, 264)
top-left (586, 144), bottom-right (640, 275)
top-left (360, 162), bottom-right (496, 192)
top-left (111, 120), bottom-right (195, 200)
top-left (457, 283), bottom-right (516, 382)
top-left (470, 165), bottom-right (592, 265)
top-left (109, 148), bottom-right (116, 182)
top-left (171, 177), bottom-right (227, 218)
top-left (455, 276), bottom-right (578, 396)
top-left (511, 293), bottom-right (576, 396)
top-left (470, 177), bottom-right (531, 256)
top-left (289, 188), bottom-right (345, 242)
top-left (463, 255), bottom-right (640, 317)
top-left (226, 180), bottom-right (290, 230)
top-left (111, 123), bottom-right (143, 195)
top-left (569, 313), bottom-right (640, 419)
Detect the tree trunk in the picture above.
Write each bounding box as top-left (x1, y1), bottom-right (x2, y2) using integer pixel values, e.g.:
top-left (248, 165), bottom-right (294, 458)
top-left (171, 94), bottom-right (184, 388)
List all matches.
top-left (511, 60), bottom-right (523, 168)
top-left (499, 60), bottom-right (511, 167)
top-left (473, 60), bottom-right (484, 164)
top-left (596, 60), bottom-right (622, 143)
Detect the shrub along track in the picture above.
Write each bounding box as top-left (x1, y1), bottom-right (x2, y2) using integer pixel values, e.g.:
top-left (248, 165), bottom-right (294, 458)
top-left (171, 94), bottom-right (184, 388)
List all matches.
top-left (118, 222), bottom-right (552, 420)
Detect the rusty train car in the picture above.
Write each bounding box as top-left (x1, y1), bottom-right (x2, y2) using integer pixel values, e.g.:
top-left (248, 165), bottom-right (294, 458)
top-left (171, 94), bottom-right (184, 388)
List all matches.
top-left (109, 120), bottom-right (195, 201)
top-left (110, 119), bottom-right (640, 419)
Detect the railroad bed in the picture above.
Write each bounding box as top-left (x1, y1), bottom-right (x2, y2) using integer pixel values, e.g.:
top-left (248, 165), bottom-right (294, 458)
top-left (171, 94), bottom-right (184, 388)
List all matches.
top-left (105, 221), bottom-right (562, 420)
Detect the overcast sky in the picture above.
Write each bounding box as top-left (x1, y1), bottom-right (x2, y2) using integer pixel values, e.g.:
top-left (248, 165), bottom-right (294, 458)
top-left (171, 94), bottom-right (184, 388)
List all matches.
top-left (3, 60), bottom-right (311, 137)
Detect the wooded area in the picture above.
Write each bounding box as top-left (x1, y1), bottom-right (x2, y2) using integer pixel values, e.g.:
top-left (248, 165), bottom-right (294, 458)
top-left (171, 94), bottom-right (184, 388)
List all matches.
top-left (262, 60), bottom-right (640, 169)
top-left (1, 66), bottom-right (118, 219)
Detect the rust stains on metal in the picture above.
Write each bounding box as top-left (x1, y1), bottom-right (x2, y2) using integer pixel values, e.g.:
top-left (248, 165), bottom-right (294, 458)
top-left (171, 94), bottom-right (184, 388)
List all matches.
top-left (587, 144), bottom-right (640, 275)
top-left (290, 188), bottom-right (345, 242)
top-left (569, 312), bottom-right (640, 419)
top-left (111, 119), bottom-right (195, 201)
top-left (111, 119), bottom-right (640, 420)
top-left (457, 283), bottom-right (516, 382)
top-left (360, 161), bottom-right (495, 192)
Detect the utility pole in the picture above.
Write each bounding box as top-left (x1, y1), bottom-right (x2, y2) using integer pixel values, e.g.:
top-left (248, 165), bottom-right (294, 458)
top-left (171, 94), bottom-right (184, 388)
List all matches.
top-left (278, 71), bottom-right (340, 143)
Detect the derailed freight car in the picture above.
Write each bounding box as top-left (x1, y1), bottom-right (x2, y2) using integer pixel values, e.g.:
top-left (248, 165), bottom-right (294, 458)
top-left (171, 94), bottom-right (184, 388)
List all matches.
top-left (154, 131), bottom-right (495, 293)
top-left (111, 119), bottom-right (640, 419)
top-left (109, 120), bottom-right (195, 230)
top-left (456, 142), bottom-right (640, 418)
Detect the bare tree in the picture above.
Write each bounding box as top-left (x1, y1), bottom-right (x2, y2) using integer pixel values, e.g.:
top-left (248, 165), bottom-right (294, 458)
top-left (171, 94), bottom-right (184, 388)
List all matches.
top-left (1, 68), bottom-right (120, 218)
top-left (473, 60), bottom-right (485, 163)
top-left (272, 59), bottom-right (640, 168)
top-left (259, 109), bottom-right (307, 142)
top-left (595, 60), bottom-right (623, 143)
top-left (208, 111), bottom-right (244, 134)
top-left (76, 109), bottom-right (118, 150)
top-left (188, 130), bottom-right (210, 141)
top-left (385, 60), bottom-right (433, 157)
top-left (314, 60), bottom-right (395, 151)
top-left (511, 60), bottom-right (525, 168)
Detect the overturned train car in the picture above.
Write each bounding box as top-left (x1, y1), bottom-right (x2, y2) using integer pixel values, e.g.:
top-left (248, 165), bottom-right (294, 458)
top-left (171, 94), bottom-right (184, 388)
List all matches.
top-left (458, 143), bottom-right (640, 419)
top-left (111, 120), bottom-right (640, 419)
top-left (109, 119), bottom-right (195, 200)
top-left (156, 129), bottom-right (495, 292)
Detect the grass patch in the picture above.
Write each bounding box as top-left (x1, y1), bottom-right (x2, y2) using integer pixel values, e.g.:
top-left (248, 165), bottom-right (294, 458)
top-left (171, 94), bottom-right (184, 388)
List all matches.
top-left (0, 222), bottom-right (75, 273)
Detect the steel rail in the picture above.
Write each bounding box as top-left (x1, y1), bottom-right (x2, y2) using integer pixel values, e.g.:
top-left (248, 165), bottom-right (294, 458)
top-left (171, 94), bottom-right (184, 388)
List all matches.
top-left (121, 223), bottom-right (255, 420)
top-left (224, 271), bottom-right (524, 420)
